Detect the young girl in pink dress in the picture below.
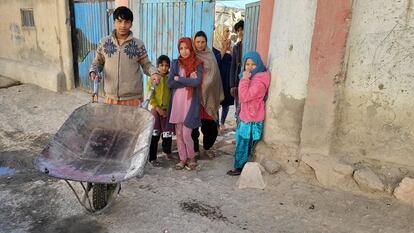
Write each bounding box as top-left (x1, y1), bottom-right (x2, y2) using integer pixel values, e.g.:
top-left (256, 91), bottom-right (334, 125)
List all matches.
top-left (167, 37), bottom-right (203, 170)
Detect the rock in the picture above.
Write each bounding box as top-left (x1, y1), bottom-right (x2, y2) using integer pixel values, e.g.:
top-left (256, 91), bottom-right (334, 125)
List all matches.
top-left (237, 162), bottom-right (266, 189)
top-left (398, 167), bottom-right (409, 175)
top-left (0, 76), bottom-right (19, 88)
top-left (302, 154), bottom-right (358, 190)
top-left (394, 177), bottom-right (414, 207)
top-left (33, 180), bottom-right (45, 186)
top-left (261, 159), bottom-right (281, 174)
top-left (353, 168), bottom-right (385, 192)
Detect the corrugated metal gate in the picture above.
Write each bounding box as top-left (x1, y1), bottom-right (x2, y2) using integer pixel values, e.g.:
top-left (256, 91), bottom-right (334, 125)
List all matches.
top-left (134, 0), bottom-right (215, 66)
top-left (71, 0), bottom-right (115, 90)
top-left (243, 1), bottom-right (260, 53)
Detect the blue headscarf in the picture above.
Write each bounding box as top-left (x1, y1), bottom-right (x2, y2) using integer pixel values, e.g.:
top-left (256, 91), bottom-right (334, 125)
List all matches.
top-left (238, 51), bottom-right (266, 79)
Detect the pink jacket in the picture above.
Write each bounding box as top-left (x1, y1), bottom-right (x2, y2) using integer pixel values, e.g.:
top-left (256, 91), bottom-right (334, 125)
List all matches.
top-left (238, 71), bottom-right (271, 122)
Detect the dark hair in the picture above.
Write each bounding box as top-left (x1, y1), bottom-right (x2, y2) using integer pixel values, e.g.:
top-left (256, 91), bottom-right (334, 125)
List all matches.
top-left (113, 6), bottom-right (133, 22)
top-left (234, 20), bottom-right (244, 32)
top-left (157, 55), bottom-right (170, 67)
top-left (194, 31), bottom-right (208, 42)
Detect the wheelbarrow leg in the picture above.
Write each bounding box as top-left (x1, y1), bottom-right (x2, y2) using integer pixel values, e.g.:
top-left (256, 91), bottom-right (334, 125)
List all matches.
top-left (81, 182), bottom-right (93, 209)
top-left (64, 180), bottom-right (95, 213)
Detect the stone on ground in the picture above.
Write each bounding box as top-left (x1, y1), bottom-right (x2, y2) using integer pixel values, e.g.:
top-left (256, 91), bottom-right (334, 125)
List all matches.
top-left (393, 177), bottom-right (414, 207)
top-left (238, 162), bottom-right (266, 189)
top-left (353, 168), bottom-right (385, 192)
top-left (261, 159), bottom-right (281, 174)
top-left (0, 76), bottom-right (20, 88)
top-left (302, 154), bottom-right (358, 190)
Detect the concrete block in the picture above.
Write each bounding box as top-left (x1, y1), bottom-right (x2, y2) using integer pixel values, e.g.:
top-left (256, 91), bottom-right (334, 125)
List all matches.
top-left (394, 177), bottom-right (414, 207)
top-left (353, 168), bottom-right (385, 192)
top-left (238, 162), bottom-right (266, 189)
top-left (302, 154), bottom-right (358, 190)
top-left (0, 58), bottom-right (65, 92)
top-left (261, 159), bottom-right (281, 174)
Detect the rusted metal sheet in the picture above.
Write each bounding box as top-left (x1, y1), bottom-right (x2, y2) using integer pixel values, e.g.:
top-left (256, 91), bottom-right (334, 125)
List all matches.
top-left (36, 103), bottom-right (154, 183)
top-left (243, 1), bottom-right (260, 53)
top-left (72, 0), bottom-right (115, 90)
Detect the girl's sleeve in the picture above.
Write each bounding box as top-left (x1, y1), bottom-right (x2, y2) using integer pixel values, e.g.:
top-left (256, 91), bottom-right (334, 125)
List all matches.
top-left (238, 78), bottom-right (266, 103)
top-left (176, 64), bottom-right (202, 87)
top-left (167, 60), bottom-right (186, 89)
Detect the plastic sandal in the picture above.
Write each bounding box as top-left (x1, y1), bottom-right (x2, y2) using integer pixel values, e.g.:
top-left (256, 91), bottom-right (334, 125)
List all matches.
top-left (186, 158), bottom-right (197, 170)
top-left (206, 150), bottom-right (215, 160)
top-left (175, 161), bottom-right (186, 170)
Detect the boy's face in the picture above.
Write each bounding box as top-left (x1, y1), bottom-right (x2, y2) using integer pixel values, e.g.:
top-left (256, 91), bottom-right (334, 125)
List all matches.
top-left (157, 61), bottom-right (170, 75)
top-left (236, 27), bottom-right (244, 41)
top-left (114, 18), bottom-right (132, 37)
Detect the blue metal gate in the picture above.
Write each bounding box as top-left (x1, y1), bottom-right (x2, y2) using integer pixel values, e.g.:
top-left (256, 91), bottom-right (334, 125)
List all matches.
top-left (134, 0), bottom-right (216, 66)
top-left (72, 0), bottom-right (115, 90)
top-left (243, 1), bottom-right (260, 53)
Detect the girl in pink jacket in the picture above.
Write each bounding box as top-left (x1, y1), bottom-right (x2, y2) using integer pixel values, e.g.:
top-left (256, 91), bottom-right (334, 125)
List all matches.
top-left (227, 51), bottom-right (270, 176)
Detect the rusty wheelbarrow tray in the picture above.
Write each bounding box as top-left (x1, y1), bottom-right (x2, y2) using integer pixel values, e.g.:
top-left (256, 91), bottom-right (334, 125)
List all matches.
top-left (35, 102), bottom-right (154, 213)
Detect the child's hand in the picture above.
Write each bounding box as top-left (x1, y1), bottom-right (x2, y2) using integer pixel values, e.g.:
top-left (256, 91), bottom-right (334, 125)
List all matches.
top-left (230, 87), bottom-right (237, 97)
top-left (242, 70), bottom-right (252, 79)
top-left (151, 73), bottom-right (160, 84)
top-left (90, 72), bottom-right (100, 81)
top-left (174, 75), bottom-right (179, 81)
top-left (156, 106), bottom-right (166, 117)
top-left (159, 108), bottom-right (166, 117)
top-left (190, 72), bottom-right (197, 79)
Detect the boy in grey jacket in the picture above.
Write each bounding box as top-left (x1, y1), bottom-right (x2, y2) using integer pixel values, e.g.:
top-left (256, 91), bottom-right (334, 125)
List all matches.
top-left (90, 6), bottom-right (159, 105)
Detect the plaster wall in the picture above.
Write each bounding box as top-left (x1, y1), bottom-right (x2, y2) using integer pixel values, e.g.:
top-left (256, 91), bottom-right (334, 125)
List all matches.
top-left (299, 0), bottom-right (352, 156)
top-left (0, 0), bottom-right (74, 91)
top-left (255, 0), bottom-right (317, 164)
top-left (334, 0), bottom-right (414, 167)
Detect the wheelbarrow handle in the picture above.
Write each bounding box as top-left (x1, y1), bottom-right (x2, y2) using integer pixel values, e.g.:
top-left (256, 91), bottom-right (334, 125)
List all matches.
top-left (140, 82), bottom-right (157, 110)
top-left (91, 74), bottom-right (101, 103)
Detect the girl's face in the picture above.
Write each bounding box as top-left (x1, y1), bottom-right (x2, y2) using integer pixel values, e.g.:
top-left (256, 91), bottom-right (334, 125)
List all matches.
top-left (194, 36), bottom-right (207, 51)
top-left (245, 58), bottom-right (256, 72)
top-left (179, 42), bottom-right (191, 58)
top-left (223, 27), bottom-right (230, 39)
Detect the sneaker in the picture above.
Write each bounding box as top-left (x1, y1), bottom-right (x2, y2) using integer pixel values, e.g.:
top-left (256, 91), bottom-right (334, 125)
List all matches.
top-left (226, 168), bottom-right (242, 176)
top-left (150, 160), bottom-right (161, 167)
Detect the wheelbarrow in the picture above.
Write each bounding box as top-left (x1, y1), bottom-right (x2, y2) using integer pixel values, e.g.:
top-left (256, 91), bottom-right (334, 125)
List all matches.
top-left (35, 78), bottom-right (157, 213)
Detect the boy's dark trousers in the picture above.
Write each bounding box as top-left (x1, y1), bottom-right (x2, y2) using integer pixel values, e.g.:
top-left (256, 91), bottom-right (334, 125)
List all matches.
top-left (149, 134), bottom-right (172, 161)
top-left (192, 119), bottom-right (218, 152)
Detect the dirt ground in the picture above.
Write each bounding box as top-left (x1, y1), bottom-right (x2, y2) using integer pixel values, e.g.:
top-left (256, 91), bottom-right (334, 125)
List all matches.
top-left (1, 84), bottom-right (414, 233)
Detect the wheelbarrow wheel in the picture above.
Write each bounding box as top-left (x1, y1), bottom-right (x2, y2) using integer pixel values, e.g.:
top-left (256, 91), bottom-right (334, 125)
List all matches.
top-left (92, 183), bottom-right (118, 211)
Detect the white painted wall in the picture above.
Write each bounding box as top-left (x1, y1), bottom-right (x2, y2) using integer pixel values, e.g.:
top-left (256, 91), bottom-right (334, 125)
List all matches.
top-left (335, 0), bottom-right (414, 166)
top-left (262, 0), bottom-right (317, 143)
top-left (267, 0), bottom-right (317, 100)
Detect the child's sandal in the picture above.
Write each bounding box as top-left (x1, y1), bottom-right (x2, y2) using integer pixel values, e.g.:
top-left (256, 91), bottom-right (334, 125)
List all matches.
top-left (206, 150), bottom-right (215, 160)
top-left (175, 161), bottom-right (186, 170)
top-left (186, 159), bottom-right (197, 170)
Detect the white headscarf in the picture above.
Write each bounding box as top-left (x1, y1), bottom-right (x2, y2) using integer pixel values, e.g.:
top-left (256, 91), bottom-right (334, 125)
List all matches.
top-left (213, 25), bottom-right (233, 52)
